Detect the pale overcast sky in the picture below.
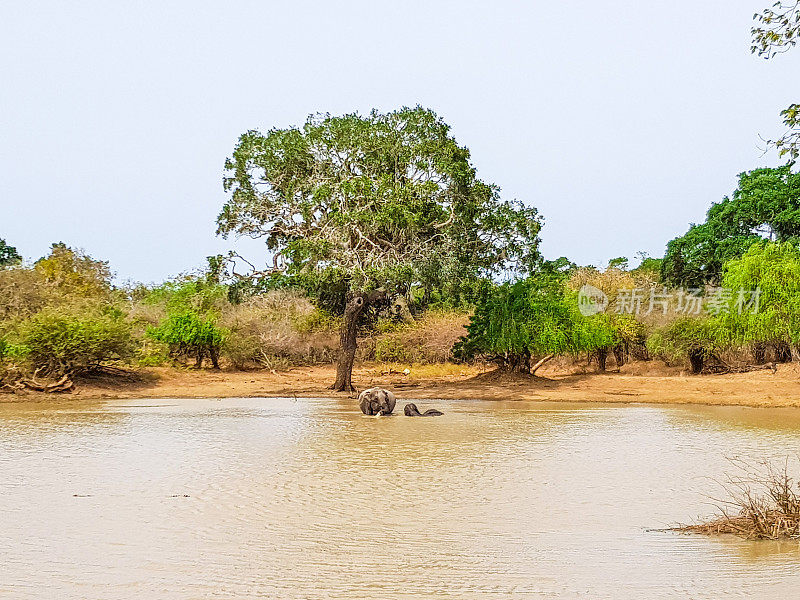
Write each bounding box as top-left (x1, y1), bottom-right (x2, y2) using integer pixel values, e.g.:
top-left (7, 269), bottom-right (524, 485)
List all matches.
top-left (1, 1), bottom-right (797, 283)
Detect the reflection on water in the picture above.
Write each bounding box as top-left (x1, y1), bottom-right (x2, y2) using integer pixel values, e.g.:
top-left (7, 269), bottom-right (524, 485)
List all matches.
top-left (1, 398), bottom-right (799, 599)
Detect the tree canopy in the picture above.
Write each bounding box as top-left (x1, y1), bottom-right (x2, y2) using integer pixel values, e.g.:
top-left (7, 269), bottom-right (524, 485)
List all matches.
top-left (453, 272), bottom-right (640, 373)
top-left (662, 166), bottom-right (800, 286)
top-left (34, 243), bottom-right (113, 298)
top-left (716, 241), bottom-right (800, 349)
top-left (217, 107), bottom-right (542, 298)
top-left (453, 275), bottom-right (578, 373)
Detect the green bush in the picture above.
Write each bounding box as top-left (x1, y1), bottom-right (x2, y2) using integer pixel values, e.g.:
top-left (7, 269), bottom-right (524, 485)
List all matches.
top-left (454, 275), bottom-right (651, 373)
top-left (715, 241), bottom-right (800, 352)
top-left (134, 338), bottom-right (170, 367)
top-left (148, 311), bottom-right (225, 368)
top-left (143, 278), bottom-right (228, 314)
top-left (15, 304), bottom-right (133, 376)
top-left (646, 317), bottom-right (720, 373)
top-left (453, 276), bottom-right (579, 372)
top-left (374, 334), bottom-right (418, 363)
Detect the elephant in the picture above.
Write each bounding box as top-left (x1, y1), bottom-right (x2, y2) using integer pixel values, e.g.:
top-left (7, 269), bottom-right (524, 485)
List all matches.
top-left (358, 387), bottom-right (397, 415)
top-left (403, 403), bottom-right (443, 417)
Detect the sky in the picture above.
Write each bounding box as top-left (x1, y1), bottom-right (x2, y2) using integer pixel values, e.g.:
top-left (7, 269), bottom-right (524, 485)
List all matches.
top-left (1, 0), bottom-right (798, 284)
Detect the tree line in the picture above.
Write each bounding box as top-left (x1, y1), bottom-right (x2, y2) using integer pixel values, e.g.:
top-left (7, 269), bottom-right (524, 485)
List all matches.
top-left (3, 2), bottom-right (798, 390)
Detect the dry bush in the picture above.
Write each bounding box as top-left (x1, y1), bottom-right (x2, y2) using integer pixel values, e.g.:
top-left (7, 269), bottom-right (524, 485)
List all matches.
top-left (127, 301), bottom-right (166, 328)
top-left (360, 310), bottom-right (469, 364)
top-left (568, 266), bottom-right (657, 309)
top-left (220, 290), bottom-right (339, 369)
top-left (679, 458), bottom-right (800, 539)
top-left (0, 268), bottom-right (55, 321)
top-left (127, 300), bottom-right (169, 364)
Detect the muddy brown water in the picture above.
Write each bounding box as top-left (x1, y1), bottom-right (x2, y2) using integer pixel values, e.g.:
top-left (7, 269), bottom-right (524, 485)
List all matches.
top-left (2, 397), bottom-right (800, 599)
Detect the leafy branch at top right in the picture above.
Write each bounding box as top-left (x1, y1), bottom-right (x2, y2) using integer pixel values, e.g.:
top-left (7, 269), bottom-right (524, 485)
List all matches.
top-left (752, 1), bottom-right (800, 161)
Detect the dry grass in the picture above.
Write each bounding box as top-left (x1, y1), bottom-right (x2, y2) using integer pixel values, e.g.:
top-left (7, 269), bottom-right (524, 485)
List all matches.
top-left (221, 290), bottom-right (339, 369)
top-left (360, 310), bottom-right (469, 364)
top-left (366, 361), bottom-right (484, 379)
top-left (0, 268), bottom-right (57, 321)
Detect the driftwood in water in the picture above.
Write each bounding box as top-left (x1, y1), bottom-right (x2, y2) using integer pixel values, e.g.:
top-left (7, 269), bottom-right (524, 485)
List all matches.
top-left (675, 458), bottom-right (800, 540)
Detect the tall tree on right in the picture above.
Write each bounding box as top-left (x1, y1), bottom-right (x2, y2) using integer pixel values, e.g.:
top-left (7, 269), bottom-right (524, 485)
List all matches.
top-left (661, 167), bottom-right (800, 286)
top-left (752, 1), bottom-right (800, 161)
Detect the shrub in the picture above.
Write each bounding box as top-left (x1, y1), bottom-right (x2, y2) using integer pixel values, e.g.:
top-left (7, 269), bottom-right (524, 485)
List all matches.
top-left (34, 243), bottom-right (113, 298)
top-left (15, 304), bottom-right (133, 376)
top-left (568, 265), bottom-right (657, 310)
top-left (148, 311), bottom-right (225, 369)
top-left (0, 267), bottom-right (55, 321)
top-left (141, 275), bottom-right (234, 369)
top-left (135, 338), bottom-right (170, 367)
top-left (454, 276), bottom-right (579, 373)
top-left (143, 277), bottom-right (228, 314)
top-left (368, 310), bottom-right (469, 364)
top-left (715, 241), bottom-right (800, 358)
top-left (220, 291), bottom-right (339, 369)
top-left (678, 458), bottom-right (800, 540)
top-left (646, 317), bottom-right (720, 373)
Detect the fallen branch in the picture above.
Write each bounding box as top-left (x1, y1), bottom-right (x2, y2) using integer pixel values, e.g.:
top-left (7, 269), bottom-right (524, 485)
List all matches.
top-left (530, 354), bottom-right (554, 375)
top-left (703, 362), bottom-right (778, 375)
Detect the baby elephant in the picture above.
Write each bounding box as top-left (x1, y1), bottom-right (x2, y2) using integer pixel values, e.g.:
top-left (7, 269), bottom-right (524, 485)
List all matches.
top-left (403, 403), bottom-right (443, 417)
top-left (358, 387), bottom-right (397, 415)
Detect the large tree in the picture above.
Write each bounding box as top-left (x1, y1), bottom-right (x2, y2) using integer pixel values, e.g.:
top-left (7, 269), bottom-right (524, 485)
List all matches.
top-left (217, 107), bottom-right (541, 391)
top-left (662, 166), bottom-right (800, 286)
top-left (752, 1), bottom-right (800, 160)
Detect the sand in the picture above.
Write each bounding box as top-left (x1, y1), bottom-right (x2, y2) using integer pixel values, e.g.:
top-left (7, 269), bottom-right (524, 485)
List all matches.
top-left (4, 361), bottom-right (800, 408)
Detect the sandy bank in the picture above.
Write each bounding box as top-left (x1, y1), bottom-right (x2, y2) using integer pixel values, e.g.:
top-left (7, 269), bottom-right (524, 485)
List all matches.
top-left (4, 361), bottom-right (800, 408)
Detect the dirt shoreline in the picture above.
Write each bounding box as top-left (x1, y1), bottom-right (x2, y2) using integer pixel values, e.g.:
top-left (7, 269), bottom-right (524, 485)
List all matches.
top-left (4, 361), bottom-right (800, 408)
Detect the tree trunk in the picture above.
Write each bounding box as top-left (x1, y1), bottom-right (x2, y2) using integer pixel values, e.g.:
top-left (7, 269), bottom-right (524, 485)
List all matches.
top-left (612, 344), bottom-right (625, 368)
top-left (773, 341), bottom-right (792, 363)
top-left (332, 296), bottom-right (366, 392)
top-left (209, 345), bottom-right (220, 369)
top-left (688, 348), bottom-right (704, 374)
top-left (530, 354), bottom-right (554, 375)
top-left (753, 342), bottom-right (766, 364)
top-left (596, 347), bottom-right (608, 372)
top-left (195, 349), bottom-right (204, 369)
top-left (505, 352), bottom-right (531, 373)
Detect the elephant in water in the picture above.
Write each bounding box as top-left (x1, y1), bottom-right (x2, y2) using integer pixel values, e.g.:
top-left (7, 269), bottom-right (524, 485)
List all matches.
top-left (403, 403), bottom-right (443, 417)
top-left (358, 387), bottom-right (397, 415)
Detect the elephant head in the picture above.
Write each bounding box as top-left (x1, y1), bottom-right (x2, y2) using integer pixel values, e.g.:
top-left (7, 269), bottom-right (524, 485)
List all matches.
top-left (358, 387), bottom-right (397, 415)
top-left (403, 403), bottom-right (444, 417)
